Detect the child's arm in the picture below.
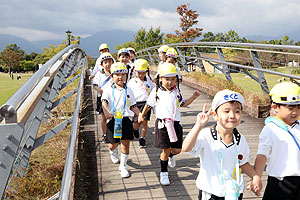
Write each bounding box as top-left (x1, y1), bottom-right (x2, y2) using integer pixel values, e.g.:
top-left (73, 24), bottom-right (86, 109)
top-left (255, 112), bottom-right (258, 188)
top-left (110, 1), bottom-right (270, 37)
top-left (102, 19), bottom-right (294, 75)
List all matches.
top-left (240, 162), bottom-right (262, 196)
top-left (93, 85), bottom-right (103, 95)
top-left (182, 91), bottom-right (200, 107)
top-left (182, 104), bottom-right (211, 152)
top-left (138, 105), bottom-right (150, 123)
top-left (254, 154), bottom-right (267, 177)
top-left (131, 106), bottom-right (143, 123)
top-left (102, 101), bottom-right (114, 119)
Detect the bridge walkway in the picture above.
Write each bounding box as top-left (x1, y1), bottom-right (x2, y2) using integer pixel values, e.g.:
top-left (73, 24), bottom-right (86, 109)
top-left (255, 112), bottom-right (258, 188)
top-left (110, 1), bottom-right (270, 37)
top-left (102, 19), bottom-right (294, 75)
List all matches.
top-left (74, 77), bottom-right (266, 200)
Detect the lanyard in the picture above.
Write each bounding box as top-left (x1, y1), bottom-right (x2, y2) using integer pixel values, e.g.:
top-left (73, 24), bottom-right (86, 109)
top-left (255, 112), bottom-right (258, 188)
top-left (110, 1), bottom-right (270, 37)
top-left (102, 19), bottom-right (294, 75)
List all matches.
top-left (265, 116), bottom-right (300, 151)
top-left (217, 127), bottom-right (240, 193)
top-left (112, 84), bottom-right (127, 116)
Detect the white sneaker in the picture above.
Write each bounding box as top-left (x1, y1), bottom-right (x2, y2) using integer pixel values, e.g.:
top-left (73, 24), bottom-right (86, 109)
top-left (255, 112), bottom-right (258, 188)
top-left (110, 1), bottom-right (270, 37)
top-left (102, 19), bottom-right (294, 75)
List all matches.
top-left (168, 156), bottom-right (176, 168)
top-left (110, 149), bottom-right (120, 164)
top-left (160, 172), bottom-right (170, 185)
top-left (119, 166), bottom-right (130, 178)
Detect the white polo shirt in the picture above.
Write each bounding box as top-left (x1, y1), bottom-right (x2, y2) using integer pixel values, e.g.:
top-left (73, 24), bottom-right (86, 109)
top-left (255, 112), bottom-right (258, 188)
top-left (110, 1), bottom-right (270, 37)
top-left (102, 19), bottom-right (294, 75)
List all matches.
top-left (257, 120), bottom-right (300, 178)
top-left (92, 57), bottom-right (103, 76)
top-left (127, 76), bottom-right (154, 102)
top-left (101, 84), bottom-right (136, 119)
top-left (189, 124), bottom-right (250, 197)
top-left (146, 86), bottom-right (185, 121)
top-left (93, 70), bottom-right (113, 97)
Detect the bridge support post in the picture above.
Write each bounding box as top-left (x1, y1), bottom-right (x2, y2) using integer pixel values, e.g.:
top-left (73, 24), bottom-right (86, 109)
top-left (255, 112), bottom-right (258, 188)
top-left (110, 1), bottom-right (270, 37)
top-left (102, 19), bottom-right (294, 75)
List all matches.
top-left (250, 51), bottom-right (269, 94)
top-left (216, 48), bottom-right (232, 81)
top-left (0, 123), bottom-right (24, 199)
top-left (193, 47), bottom-right (206, 73)
top-left (176, 47), bottom-right (189, 72)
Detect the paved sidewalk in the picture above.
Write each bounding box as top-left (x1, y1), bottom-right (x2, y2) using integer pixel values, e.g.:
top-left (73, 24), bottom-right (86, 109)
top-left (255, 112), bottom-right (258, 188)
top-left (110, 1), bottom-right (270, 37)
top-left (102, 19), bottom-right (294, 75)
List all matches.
top-left (76, 80), bottom-right (267, 200)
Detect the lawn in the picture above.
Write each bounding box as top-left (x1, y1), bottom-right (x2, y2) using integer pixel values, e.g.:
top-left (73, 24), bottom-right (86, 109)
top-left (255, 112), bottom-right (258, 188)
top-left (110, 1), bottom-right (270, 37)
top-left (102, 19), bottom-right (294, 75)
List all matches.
top-left (211, 67), bottom-right (299, 94)
top-left (0, 72), bottom-right (33, 106)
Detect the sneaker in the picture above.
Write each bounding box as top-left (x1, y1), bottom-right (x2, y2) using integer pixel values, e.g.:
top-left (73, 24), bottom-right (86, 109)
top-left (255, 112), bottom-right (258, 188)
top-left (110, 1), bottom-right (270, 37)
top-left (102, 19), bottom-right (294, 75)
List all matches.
top-left (168, 156), bottom-right (176, 168)
top-left (119, 166), bottom-right (130, 178)
top-left (160, 172), bottom-right (170, 185)
top-left (133, 129), bottom-right (139, 138)
top-left (139, 138), bottom-right (146, 148)
top-left (101, 134), bottom-right (108, 143)
top-left (110, 149), bottom-right (120, 164)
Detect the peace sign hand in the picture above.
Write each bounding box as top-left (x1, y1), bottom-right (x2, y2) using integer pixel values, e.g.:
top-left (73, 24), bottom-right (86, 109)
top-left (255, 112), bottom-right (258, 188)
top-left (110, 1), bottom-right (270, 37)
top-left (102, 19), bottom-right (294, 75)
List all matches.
top-left (196, 103), bottom-right (211, 128)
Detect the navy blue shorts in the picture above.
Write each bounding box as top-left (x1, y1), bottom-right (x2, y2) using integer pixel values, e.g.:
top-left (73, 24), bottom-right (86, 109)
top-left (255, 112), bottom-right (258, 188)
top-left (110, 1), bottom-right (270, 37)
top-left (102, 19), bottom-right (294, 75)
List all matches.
top-left (106, 117), bottom-right (134, 144)
top-left (154, 118), bottom-right (183, 149)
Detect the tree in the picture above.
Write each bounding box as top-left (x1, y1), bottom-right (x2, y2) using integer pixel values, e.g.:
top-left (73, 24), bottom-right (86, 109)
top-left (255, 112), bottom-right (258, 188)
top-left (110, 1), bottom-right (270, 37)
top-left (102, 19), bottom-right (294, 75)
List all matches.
top-left (167, 3), bottom-right (203, 42)
top-left (224, 29), bottom-right (240, 42)
top-left (134, 27), bottom-right (164, 51)
top-left (114, 41), bottom-right (136, 51)
top-left (0, 44), bottom-right (24, 78)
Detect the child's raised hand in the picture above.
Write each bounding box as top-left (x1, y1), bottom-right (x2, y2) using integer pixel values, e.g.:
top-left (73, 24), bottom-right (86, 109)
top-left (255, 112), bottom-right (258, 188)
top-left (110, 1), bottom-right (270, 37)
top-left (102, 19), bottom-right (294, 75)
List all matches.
top-left (196, 103), bottom-right (211, 127)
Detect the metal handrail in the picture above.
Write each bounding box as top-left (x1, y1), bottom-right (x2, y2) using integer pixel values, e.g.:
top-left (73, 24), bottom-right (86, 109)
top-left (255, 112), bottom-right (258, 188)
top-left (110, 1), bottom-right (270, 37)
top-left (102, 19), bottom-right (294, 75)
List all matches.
top-left (58, 57), bottom-right (86, 200)
top-left (0, 45), bottom-right (78, 121)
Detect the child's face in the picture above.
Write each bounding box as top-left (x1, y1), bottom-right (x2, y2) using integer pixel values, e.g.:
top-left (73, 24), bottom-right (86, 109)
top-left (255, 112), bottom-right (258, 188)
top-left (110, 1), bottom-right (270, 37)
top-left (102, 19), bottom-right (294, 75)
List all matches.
top-left (118, 54), bottom-right (130, 64)
top-left (159, 52), bottom-right (166, 61)
top-left (273, 104), bottom-right (300, 126)
top-left (100, 48), bottom-right (109, 54)
top-left (166, 57), bottom-right (176, 65)
top-left (135, 71), bottom-right (147, 80)
top-left (112, 73), bottom-right (127, 87)
top-left (212, 102), bottom-right (242, 131)
top-left (160, 76), bottom-right (177, 90)
top-left (129, 52), bottom-right (135, 61)
top-left (102, 59), bottom-right (113, 72)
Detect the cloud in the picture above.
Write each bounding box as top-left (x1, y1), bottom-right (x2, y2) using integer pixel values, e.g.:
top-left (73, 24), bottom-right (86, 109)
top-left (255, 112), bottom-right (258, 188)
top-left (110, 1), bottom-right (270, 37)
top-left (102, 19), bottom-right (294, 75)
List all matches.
top-left (114, 8), bottom-right (179, 34)
top-left (0, 27), bottom-right (63, 41)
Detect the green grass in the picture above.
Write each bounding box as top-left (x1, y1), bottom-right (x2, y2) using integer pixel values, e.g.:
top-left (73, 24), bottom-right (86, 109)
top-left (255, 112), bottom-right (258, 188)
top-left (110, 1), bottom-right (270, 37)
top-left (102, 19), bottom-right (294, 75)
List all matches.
top-left (0, 72), bottom-right (33, 106)
top-left (212, 67), bottom-right (298, 94)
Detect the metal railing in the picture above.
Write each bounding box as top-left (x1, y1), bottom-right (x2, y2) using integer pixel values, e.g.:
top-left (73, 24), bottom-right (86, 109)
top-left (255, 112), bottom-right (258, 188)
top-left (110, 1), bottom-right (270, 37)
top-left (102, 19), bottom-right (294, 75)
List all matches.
top-left (136, 42), bottom-right (300, 95)
top-left (0, 45), bottom-right (86, 199)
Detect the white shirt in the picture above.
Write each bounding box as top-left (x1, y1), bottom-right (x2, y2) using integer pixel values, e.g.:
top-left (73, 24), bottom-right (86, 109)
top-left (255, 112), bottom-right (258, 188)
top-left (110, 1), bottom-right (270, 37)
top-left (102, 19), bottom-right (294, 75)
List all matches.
top-left (146, 86), bottom-right (185, 121)
top-left (101, 84), bottom-right (136, 118)
top-left (93, 70), bottom-right (113, 97)
top-left (257, 120), bottom-right (300, 178)
top-left (92, 56), bottom-right (103, 76)
top-left (189, 125), bottom-right (250, 197)
top-left (127, 76), bottom-right (154, 102)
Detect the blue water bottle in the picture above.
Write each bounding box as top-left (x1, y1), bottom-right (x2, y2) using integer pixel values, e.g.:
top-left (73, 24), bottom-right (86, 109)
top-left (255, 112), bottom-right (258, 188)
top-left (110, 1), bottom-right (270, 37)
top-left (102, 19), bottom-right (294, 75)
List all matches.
top-left (114, 110), bottom-right (123, 138)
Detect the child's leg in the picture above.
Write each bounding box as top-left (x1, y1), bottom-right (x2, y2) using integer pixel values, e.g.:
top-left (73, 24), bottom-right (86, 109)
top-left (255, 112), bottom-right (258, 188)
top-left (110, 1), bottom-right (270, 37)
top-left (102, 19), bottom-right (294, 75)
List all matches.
top-left (101, 112), bottom-right (107, 136)
top-left (160, 148), bottom-right (171, 185)
top-left (119, 140), bottom-right (130, 178)
top-left (133, 122), bottom-right (140, 138)
top-left (168, 148), bottom-right (181, 168)
top-left (109, 143), bottom-right (119, 164)
top-left (138, 120), bottom-right (148, 148)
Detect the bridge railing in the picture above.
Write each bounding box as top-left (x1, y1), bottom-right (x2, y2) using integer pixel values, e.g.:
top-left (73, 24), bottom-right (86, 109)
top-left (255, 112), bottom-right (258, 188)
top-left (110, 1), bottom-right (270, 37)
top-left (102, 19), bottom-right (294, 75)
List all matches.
top-left (0, 45), bottom-right (86, 199)
top-left (136, 42), bottom-right (300, 95)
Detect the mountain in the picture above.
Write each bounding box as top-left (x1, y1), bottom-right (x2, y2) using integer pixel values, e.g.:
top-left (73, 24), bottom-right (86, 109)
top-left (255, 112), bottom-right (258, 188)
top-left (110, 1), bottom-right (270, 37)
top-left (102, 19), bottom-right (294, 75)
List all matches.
top-left (0, 30), bottom-right (136, 57)
top-left (80, 30), bottom-right (136, 57)
top-left (0, 34), bottom-right (40, 53)
top-left (245, 29), bottom-right (300, 42)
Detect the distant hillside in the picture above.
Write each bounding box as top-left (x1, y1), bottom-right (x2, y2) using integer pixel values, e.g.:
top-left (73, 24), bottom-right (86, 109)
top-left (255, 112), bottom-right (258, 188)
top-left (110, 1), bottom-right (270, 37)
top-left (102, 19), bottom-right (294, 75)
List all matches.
top-left (0, 34), bottom-right (39, 53)
top-left (0, 30), bottom-right (136, 56)
top-left (80, 30), bottom-right (136, 57)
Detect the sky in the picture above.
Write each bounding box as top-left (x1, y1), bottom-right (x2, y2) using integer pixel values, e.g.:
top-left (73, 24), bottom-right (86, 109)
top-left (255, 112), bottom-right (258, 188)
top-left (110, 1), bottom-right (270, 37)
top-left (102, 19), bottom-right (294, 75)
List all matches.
top-left (1, 0), bottom-right (300, 42)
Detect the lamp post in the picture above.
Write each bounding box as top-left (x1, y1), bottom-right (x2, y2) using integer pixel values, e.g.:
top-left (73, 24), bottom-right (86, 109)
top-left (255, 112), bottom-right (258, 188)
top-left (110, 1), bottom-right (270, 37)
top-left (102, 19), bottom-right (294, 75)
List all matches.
top-left (65, 29), bottom-right (72, 45)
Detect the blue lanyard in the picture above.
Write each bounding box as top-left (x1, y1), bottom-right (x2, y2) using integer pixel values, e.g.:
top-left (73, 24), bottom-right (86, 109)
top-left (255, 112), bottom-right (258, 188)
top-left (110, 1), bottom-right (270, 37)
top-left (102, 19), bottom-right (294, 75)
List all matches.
top-left (112, 84), bottom-right (127, 116)
top-left (265, 116), bottom-right (300, 151)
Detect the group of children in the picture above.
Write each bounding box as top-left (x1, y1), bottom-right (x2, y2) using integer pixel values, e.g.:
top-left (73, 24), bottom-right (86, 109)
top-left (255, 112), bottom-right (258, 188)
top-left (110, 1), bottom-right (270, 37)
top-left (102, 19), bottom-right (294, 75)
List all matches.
top-left (90, 43), bottom-right (300, 200)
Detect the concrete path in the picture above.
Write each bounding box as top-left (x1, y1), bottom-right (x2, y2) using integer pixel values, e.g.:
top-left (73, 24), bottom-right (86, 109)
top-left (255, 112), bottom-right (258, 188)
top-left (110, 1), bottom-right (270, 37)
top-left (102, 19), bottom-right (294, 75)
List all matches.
top-left (75, 79), bottom-right (267, 200)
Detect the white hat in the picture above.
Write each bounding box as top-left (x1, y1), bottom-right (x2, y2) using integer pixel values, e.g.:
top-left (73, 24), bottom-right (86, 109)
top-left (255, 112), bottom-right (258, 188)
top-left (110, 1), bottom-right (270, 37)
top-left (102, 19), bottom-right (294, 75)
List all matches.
top-left (211, 89), bottom-right (245, 111)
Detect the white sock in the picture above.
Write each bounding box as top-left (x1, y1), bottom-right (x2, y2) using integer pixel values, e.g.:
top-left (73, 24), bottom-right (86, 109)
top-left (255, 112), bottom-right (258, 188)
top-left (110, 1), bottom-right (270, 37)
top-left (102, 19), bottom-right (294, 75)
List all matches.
top-left (120, 152), bottom-right (129, 168)
top-left (109, 148), bottom-right (118, 155)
